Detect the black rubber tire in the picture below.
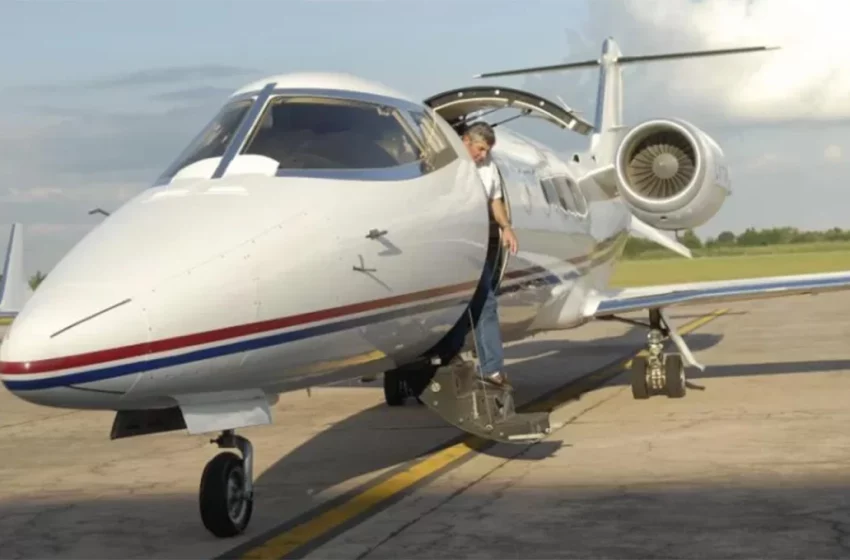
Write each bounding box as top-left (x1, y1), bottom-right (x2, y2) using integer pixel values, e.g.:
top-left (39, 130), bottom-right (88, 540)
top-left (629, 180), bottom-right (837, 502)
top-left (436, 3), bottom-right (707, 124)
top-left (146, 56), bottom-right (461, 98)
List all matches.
top-left (664, 354), bottom-right (686, 399)
top-left (199, 451), bottom-right (253, 538)
top-left (630, 357), bottom-right (649, 399)
top-left (383, 371), bottom-right (406, 406)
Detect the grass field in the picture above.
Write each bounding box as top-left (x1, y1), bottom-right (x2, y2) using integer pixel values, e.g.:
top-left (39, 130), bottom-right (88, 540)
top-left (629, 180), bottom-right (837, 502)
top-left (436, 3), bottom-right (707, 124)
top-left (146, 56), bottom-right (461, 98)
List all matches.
top-left (611, 250), bottom-right (850, 287)
top-left (625, 240), bottom-right (850, 261)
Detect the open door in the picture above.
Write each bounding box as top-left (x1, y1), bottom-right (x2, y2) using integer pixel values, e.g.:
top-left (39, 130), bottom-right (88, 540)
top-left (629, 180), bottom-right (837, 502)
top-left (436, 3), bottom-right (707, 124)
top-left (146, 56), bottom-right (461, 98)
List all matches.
top-left (423, 85), bottom-right (594, 136)
top-left (490, 162), bottom-right (511, 292)
top-left (424, 85), bottom-right (593, 295)
top-left (410, 87), bottom-right (585, 445)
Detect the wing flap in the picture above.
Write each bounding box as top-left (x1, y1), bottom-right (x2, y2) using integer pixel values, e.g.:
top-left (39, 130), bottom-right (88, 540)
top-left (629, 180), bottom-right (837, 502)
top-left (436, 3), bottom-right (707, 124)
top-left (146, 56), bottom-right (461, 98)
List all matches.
top-left (584, 270), bottom-right (850, 317)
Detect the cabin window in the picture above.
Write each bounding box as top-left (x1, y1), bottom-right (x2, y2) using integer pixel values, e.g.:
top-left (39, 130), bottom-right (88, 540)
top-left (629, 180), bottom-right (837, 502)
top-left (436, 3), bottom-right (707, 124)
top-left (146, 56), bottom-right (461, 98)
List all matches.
top-left (566, 177), bottom-right (587, 215)
top-left (156, 98), bottom-right (254, 182)
top-left (240, 95), bottom-right (444, 173)
top-left (549, 175), bottom-right (587, 216)
top-left (539, 178), bottom-right (560, 208)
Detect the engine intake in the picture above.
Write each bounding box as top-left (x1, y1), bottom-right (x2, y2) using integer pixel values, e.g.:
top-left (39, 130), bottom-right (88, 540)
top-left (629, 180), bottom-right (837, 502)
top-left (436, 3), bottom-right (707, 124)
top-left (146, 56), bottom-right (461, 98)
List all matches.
top-left (624, 130), bottom-right (696, 199)
top-left (614, 118), bottom-right (730, 231)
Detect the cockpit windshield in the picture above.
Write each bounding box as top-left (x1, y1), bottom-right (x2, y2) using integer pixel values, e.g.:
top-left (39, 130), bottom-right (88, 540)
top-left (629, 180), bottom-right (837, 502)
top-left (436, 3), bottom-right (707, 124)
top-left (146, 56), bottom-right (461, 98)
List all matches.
top-left (156, 98), bottom-right (253, 183)
top-left (155, 88), bottom-right (458, 185)
top-left (242, 96), bottom-right (430, 171)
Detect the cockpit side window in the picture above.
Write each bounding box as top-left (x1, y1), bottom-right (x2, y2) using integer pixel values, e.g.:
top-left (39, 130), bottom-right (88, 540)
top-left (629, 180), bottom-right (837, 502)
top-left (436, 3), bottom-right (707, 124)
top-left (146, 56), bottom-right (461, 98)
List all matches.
top-left (240, 96), bottom-right (454, 174)
top-left (404, 110), bottom-right (457, 172)
top-left (156, 98), bottom-right (253, 183)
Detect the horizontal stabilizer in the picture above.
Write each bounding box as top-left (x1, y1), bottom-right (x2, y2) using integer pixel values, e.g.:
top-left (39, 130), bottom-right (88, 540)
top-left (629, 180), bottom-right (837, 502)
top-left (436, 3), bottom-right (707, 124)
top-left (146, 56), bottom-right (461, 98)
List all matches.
top-left (0, 223), bottom-right (31, 319)
top-left (629, 217), bottom-right (692, 259)
top-left (474, 45), bottom-right (779, 78)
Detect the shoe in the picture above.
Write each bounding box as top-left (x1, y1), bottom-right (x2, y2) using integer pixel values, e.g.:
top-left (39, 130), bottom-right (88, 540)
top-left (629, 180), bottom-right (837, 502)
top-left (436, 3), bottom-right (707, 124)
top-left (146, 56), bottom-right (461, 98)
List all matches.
top-left (482, 371), bottom-right (511, 389)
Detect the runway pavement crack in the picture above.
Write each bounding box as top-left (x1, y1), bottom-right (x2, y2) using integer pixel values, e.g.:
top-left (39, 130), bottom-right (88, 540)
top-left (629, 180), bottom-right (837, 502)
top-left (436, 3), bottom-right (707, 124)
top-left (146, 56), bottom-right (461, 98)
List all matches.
top-left (807, 512), bottom-right (850, 554)
top-left (0, 410), bottom-right (81, 432)
top-left (350, 385), bottom-right (624, 559)
top-left (351, 452), bottom-right (522, 559)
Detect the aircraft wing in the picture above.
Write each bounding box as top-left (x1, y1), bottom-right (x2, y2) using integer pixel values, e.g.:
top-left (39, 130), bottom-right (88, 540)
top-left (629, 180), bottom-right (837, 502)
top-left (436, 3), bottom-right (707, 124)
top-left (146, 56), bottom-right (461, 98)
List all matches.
top-left (583, 270), bottom-right (850, 318)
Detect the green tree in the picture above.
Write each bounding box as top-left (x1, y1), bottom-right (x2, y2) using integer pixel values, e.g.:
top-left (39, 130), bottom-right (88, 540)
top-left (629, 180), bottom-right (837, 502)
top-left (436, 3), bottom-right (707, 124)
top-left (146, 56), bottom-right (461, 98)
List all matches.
top-left (680, 229), bottom-right (703, 249)
top-left (29, 271), bottom-right (46, 291)
top-left (716, 231), bottom-right (736, 245)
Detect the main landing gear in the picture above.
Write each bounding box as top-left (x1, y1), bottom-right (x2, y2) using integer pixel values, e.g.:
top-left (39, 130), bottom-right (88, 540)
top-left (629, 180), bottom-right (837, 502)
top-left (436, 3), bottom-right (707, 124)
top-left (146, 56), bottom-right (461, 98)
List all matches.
top-left (382, 361), bottom-right (434, 407)
top-left (630, 329), bottom-right (686, 399)
top-left (604, 308), bottom-right (690, 400)
top-left (200, 430), bottom-right (254, 537)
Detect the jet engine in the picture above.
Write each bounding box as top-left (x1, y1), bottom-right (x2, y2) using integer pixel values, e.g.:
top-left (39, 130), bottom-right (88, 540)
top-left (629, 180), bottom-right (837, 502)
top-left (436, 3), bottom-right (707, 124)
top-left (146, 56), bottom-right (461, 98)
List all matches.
top-left (613, 118), bottom-right (731, 231)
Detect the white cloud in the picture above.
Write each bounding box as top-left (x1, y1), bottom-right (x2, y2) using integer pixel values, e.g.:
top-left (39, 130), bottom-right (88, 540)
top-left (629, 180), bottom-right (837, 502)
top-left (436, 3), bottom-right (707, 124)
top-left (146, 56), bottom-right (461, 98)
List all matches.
top-left (0, 187), bottom-right (65, 203)
top-left (824, 144), bottom-right (842, 163)
top-left (743, 152), bottom-right (780, 171)
top-left (28, 223), bottom-right (91, 236)
top-left (549, 0), bottom-right (850, 123)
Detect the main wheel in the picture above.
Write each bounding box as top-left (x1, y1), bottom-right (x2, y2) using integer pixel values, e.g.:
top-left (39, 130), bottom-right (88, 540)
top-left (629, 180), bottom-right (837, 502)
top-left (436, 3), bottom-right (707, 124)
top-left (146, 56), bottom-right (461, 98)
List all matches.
top-left (199, 451), bottom-right (253, 538)
top-left (664, 353), bottom-right (686, 398)
top-left (630, 357), bottom-right (649, 399)
top-left (383, 371), bottom-right (407, 406)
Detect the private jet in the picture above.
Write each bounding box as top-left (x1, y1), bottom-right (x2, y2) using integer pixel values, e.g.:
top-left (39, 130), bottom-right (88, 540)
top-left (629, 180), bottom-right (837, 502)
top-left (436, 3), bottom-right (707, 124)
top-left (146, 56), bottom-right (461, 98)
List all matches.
top-left (3, 38), bottom-right (842, 539)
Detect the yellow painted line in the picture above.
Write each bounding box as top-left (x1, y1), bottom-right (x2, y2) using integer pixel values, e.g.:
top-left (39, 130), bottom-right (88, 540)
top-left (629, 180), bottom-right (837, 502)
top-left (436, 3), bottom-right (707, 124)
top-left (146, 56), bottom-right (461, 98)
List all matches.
top-left (236, 307), bottom-right (728, 559)
top-left (241, 442), bottom-right (478, 559)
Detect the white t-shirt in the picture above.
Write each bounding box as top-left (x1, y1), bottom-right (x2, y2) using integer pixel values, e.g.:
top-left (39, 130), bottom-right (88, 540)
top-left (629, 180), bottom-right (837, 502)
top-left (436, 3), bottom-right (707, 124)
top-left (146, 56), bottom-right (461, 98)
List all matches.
top-left (476, 158), bottom-right (503, 201)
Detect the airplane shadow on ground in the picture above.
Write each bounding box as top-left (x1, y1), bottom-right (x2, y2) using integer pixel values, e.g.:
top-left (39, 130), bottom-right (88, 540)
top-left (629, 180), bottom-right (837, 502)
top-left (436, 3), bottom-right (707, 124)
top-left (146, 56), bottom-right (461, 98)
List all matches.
top-left (251, 323), bottom-right (727, 500)
top-left (251, 306), bottom-right (838, 502)
top-left (354, 481), bottom-right (850, 558)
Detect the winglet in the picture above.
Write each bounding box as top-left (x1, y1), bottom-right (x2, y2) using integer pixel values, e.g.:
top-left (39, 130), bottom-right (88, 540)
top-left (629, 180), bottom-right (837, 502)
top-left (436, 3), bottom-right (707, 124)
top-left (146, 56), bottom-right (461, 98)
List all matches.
top-left (0, 223), bottom-right (31, 319)
top-left (629, 217), bottom-right (693, 259)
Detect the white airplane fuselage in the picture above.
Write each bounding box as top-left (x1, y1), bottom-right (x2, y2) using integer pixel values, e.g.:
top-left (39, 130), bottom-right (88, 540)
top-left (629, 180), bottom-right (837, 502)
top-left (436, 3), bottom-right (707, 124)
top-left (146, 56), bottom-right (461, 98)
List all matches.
top-left (0, 82), bottom-right (629, 410)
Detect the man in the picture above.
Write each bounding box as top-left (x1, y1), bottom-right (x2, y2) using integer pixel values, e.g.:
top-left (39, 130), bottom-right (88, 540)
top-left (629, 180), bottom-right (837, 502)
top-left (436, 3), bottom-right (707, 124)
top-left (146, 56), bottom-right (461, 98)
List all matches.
top-left (454, 121), bottom-right (519, 388)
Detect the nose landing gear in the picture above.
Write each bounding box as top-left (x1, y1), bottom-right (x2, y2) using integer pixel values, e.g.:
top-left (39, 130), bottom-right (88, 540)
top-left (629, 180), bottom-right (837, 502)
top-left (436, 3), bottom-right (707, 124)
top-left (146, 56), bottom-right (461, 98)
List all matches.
top-left (199, 430), bottom-right (254, 538)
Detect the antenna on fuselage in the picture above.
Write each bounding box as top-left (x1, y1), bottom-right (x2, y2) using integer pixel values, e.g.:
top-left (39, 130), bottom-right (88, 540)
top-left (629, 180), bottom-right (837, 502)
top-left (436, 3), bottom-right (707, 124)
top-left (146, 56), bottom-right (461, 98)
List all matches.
top-left (474, 38), bottom-right (780, 163)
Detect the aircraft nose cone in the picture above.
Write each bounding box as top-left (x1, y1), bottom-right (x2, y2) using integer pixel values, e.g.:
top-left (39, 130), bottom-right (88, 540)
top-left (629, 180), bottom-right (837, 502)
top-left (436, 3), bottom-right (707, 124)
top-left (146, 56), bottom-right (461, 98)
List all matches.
top-left (0, 281), bottom-right (149, 406)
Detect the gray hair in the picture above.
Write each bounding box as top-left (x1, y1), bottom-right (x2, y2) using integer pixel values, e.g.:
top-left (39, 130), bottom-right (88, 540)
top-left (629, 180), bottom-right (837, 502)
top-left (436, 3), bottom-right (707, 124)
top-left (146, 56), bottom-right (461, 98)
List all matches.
top-left (463, 121), bottom-right (496, 147)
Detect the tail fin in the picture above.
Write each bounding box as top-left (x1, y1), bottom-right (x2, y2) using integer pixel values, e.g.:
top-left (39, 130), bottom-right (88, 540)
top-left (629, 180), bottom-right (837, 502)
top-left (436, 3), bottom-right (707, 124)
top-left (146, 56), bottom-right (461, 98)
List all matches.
top-left (0, 223), bottom-right (31, 319)
top-left (475, 38), bottom-right (779, 163)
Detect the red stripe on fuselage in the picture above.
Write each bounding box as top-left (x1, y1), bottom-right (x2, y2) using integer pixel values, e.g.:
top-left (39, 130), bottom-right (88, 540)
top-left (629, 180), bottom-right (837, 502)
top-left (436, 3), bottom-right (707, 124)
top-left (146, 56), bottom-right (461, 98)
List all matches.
top-left (0, 238), bottom-right (620, 377)
top-left (0, 278), bottom-right (482, 376)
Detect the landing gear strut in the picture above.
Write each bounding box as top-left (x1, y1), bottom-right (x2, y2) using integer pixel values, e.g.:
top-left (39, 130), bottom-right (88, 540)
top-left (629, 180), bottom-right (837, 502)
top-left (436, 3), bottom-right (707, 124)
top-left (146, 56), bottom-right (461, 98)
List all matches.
top-left (383, 362), bottom-right (434, 406)
top-left (199, 430), bottom-right (254, 537)
top-left (630, 309), bottom-right (686, 399)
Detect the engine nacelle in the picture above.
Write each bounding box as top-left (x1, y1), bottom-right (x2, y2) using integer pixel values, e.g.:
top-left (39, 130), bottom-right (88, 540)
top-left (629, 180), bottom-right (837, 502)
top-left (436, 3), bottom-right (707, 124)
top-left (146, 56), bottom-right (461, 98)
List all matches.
top-left (614, 118), bottom-right (731, 231)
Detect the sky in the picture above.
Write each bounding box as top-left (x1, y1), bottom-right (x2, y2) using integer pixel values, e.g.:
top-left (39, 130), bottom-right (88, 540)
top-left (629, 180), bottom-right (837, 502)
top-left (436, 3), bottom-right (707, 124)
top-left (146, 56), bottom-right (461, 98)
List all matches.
top-left (1, 0), bottom-right (848, 276)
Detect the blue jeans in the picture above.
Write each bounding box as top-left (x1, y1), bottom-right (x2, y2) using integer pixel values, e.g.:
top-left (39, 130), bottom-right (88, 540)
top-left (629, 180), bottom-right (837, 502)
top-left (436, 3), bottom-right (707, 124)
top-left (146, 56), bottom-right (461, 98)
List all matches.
top-left (444, 258), bottom-right (505, 376)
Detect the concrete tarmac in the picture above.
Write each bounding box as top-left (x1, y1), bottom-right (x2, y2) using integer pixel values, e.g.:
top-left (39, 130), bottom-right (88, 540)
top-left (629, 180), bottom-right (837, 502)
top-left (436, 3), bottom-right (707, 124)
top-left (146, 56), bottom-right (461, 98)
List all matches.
top-left (1, 293), bottom-right (850, 558)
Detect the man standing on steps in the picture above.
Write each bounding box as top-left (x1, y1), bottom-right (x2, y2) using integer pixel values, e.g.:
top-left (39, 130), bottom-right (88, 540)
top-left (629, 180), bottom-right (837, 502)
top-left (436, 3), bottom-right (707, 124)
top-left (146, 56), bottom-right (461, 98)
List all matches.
top-left (448, 121), bottom-right (519, 388)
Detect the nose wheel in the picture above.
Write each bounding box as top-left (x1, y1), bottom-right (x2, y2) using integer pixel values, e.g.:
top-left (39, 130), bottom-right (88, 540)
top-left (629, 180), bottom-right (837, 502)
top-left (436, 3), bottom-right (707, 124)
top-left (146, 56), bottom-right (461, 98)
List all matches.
top-left (199, 430), bottom-right (254, 538)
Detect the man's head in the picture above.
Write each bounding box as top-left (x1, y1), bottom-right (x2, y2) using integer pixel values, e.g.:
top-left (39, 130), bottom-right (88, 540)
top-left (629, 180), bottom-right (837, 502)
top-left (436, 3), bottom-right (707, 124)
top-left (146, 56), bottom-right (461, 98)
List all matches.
top-left (462, 122), bottom-right (496, 164)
